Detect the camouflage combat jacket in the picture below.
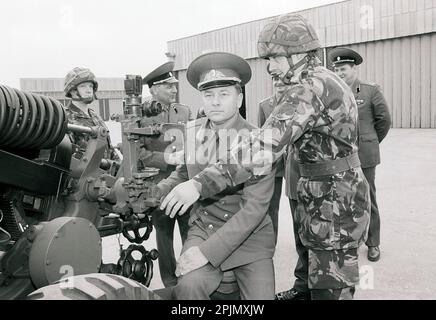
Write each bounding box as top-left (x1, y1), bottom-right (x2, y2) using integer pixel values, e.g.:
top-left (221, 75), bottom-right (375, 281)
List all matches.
top-left (65, 101), bottom-right (118, 161)
top-left (192, 66), bottom-right (370, 251)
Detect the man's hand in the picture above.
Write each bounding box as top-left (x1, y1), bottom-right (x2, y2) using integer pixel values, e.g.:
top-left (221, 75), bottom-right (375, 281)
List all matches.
top-left (160, 180), bottom-right (201, 218)
top-left (175, 246), bottom-right (208, 277)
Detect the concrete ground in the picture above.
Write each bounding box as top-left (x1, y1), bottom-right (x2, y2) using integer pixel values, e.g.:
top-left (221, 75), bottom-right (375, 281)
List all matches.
top-left (102, 128), bottom-right (436, 300)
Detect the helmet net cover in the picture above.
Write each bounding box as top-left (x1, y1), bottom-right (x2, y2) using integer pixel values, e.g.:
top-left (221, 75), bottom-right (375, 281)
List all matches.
top-left (258, 14), bottom-right (321, 59)
top-left (64, 67), bottom-right (99, 98)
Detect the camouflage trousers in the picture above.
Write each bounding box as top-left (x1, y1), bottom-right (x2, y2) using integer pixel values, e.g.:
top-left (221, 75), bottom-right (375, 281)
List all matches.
top-left (296, 168), bottom-right (370, 290)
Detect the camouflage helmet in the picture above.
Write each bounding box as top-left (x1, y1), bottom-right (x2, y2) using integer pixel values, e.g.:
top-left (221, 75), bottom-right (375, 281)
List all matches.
top-left (64, 67), bottom-right (98, 98)
top-left (258, 14), bottom-right (321, 58)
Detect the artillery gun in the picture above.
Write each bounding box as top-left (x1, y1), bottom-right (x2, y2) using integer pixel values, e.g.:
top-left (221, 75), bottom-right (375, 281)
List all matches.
top-left (0, 77), bottom-right (184, 299)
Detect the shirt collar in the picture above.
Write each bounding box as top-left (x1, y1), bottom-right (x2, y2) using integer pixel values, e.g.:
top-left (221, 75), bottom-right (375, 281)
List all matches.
top-left (195, 114), bottom-right (246, 144)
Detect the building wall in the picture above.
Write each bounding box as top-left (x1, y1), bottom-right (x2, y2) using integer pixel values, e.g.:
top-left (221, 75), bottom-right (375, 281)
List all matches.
top-left (327, 32), bottom-right (436, 129)
top-left (168, 0), bottom-right (436, 128)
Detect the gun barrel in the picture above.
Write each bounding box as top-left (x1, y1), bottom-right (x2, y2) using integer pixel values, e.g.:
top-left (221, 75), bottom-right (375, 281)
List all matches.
top-left (0, 85), bottom-right (68, 150)
top-left (67, 123), bottom-right (94, 135)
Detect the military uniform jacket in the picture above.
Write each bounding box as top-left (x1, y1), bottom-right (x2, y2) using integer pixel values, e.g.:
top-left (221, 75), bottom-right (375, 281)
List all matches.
top-left (139, 102), bottom-right (193, 178)
top-left (65, 101), bottom-right (118, 161)
top-left (191, 66), bottom-right (370, 251)
top-left (351, 79), bottom-right (391, 168)
top-left (158, 115), bottom-right (276, 271)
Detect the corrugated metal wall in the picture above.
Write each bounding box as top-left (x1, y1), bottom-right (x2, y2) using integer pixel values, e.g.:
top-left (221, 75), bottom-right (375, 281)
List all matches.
top-left (168, 0), bottom-right (436, 128)
top-left (326, 32), bottom-right (436, 129)
top-left (168, 0), bottom-right (436, 70)
top-left (179, 33), bottom-right (436, 128)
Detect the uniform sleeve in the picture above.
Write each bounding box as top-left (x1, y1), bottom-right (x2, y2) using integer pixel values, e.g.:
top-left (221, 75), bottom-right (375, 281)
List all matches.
top-left (156, 163), bottom-right (189, 198)
top-left (140, 150), bottom-right (170, 172)
top-left (193, 84), bottom-right (319, 199)
top-left (199, 170), bottom-right (275, 267)
top-left (372, 85), bottom-right (391, 143)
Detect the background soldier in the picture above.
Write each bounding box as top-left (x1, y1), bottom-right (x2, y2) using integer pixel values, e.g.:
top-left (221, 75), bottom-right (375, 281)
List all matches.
top-left (63, 67), bottom-right (120, 167)
top-left (258, 70), bottom-right (285, 244)
top-left (259, 69), bottom-right (309, 300)
top-left (160, 14), bottom-right (371, 300)
top-left (330, 48), bottom-right (392, 262)
top-left (141, 61), bottom-right (194, 287)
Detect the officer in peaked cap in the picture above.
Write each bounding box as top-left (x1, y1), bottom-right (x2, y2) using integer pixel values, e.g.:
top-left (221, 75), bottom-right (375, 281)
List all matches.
top-left (329, 47), bottom-right (363, 68)
top-left (143, 61), bottom-right (179, 88)
top-left (330, 47), bottom-right (391, 264)
top-left (187, 52), bottom-right (251, 91)
top-left (140, 60), bottom-right (194, 289)
top-left (157, 52), bottom-right (277, 300)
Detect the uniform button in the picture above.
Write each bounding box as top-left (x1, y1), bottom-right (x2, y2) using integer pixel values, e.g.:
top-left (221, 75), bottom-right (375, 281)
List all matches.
top-left (220, 200), bottom-right (226, 205)
top-left (203, 211), bottom-right (208, 216)
top-left (208, 224), bottom-right (214, 230)
top-left (224, 214), bottom-right (229, 219)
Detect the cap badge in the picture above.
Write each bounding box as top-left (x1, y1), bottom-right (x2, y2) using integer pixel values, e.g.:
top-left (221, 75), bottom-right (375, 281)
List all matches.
top-left (204, 69), bottom-right (226, 82)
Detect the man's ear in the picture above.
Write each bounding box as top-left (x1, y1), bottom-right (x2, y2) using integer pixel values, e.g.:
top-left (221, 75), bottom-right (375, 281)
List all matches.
top-left (149, 86), bottom-right (157, 96)
top-left (70, 88), bottom-right (78, 99)
top-left (237, 93), bottom-right (243, 109)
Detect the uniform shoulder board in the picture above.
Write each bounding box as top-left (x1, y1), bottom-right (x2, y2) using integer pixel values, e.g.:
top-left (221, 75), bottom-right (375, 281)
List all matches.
top-left (171, 102), bottom-right (190, 110)
top-left (241, 118), bottom-right (258, 131)
top-left (360, 81), bottom-right (378, 88)
top-left (186, 117), bottom-right (207, 128)
top-left (259, 96), bottom-right (274, 107)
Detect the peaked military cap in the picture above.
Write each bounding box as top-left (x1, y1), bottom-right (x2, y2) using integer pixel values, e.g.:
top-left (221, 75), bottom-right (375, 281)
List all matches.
top-left (329, 47), bottom-right (363, 67)
top-left (143, 61), bottom-right (179, 88)
top-left (187, 52), bottom-right (251, 91)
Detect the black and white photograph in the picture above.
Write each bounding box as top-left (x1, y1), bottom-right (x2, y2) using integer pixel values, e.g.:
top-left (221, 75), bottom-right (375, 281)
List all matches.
top-left (0, 0), bottom-right (435, 305)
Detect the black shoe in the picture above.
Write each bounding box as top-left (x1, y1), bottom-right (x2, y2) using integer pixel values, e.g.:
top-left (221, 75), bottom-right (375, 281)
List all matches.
top-left (367, 246), bottom-right (381, 262)
top-left (275, 288), bottom-right (310, 300)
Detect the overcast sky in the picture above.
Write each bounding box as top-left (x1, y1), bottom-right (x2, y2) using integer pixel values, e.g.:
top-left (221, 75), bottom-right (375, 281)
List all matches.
top-left (0, 0), bottom-right (341, 88)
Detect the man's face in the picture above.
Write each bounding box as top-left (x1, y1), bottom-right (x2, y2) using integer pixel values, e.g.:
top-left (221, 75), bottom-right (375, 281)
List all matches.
top-left (268, 54), bottom-right (307, 85)
top-left (268, 56), bottom-right (291, 79)
top-left (201, 86), bottom-right (242, 124)
top-left (73, 82), bottom-right (94, 101)
top-left (271, 73), bottom-right (292, 98)
top-left (151, 83), bottom-right (178, 105)
top-left (334, 64), bottom-right (358, 86)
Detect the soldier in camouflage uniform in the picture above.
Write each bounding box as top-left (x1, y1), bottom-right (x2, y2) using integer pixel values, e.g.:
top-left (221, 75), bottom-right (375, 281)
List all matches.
top-left (259, 69), bottom-right (310, 300)
top-left (64, 67), bottom-right (120, 167)
top-left (160, 14), bottom-right (371, 300)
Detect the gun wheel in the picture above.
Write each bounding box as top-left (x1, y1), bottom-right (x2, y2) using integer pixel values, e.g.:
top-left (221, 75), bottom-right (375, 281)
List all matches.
top-left (27, 273), bottom-right (161, 300)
